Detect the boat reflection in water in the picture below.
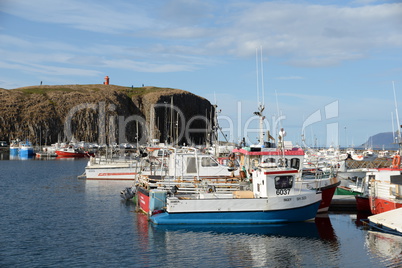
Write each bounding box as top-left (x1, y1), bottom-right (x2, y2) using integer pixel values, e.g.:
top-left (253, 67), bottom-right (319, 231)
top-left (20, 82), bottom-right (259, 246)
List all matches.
top-left (353, 211), bottom-right (372, 227)
top-left (9, 154), bottom-right (35, 160)
top-left (149, 213), bottom-right (337, 241)
top-left (365, 231), bottom-right (402, 266)
top-left (135, 212), bottom-right (340, 267)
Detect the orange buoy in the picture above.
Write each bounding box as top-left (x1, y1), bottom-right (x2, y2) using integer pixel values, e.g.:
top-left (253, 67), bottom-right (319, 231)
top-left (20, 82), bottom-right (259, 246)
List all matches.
top-left (392, 154), bottom-right (401, 169)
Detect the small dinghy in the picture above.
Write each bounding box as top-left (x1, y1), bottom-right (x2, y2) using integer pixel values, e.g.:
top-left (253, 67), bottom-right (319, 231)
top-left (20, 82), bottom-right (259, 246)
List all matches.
top-left (120, 186), bottom-right (136, 201)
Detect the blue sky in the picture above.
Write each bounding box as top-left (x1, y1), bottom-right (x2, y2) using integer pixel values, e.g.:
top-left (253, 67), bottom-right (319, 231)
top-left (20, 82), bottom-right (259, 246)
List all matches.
top-left (1, 0), bottom-right (402, 148)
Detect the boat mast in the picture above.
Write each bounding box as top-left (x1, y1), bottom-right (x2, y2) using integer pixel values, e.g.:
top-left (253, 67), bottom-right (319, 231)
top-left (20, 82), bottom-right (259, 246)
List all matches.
top-left (393, 81), bottom-right (402, 154)
top-left (255, 47), bottom-right (265, 146)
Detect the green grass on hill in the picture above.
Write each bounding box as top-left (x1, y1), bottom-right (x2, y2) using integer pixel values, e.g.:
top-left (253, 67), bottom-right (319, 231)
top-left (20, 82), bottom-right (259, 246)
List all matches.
top-left (13, 84), bottom-right (178, 98)
top-left (16, 87), bottom-right (75, 95)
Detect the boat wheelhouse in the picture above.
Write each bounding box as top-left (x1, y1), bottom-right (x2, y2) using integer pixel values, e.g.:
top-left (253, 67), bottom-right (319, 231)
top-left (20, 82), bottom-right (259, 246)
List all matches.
top-left (368, 167), bottom-right (402, 214)
top-left (233, 141), bottom-right (340, 213)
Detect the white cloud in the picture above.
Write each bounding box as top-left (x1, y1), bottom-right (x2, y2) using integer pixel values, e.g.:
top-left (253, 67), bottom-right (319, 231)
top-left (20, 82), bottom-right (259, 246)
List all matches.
top-left (222, 2), bottom-right (402, 65)
top-left (0, 0), bottom-right (154, 33)
top-left (0, 60), bottom-right (101, 77)
top-left (1, 0), bottom-right (401, 77)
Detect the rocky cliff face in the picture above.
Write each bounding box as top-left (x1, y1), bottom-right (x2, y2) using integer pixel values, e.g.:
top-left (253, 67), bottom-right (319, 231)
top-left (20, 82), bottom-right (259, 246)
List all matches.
top-left (0, 85), bottom-right (214, 146)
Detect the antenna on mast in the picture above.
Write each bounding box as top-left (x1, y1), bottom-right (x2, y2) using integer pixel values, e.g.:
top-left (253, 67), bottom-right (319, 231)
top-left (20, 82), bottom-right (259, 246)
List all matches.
top-left (253, 46), bottom-right (266, 145)
top-left (256, 48), bottom-right (260, 107)
top-left (275, 89), bottom-right (281, 128)
top-left (393, 81), bottom-right (401, 144)
top-left (260, 46), bottom-right (265, 106)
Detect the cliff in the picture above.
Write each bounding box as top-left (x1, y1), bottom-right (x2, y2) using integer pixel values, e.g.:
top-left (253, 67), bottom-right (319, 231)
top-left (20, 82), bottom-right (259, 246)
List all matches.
top-left (0, 84), bottom-right (214, 146)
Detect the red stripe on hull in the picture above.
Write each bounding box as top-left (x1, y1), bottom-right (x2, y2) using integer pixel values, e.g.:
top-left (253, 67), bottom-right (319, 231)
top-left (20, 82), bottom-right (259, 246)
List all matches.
top-left (98, 173), bottom-right (137, 176)
top-left (318, 185), bottom-right (337, 213)
top-left (55, 151), bottom-right (93, 158)
top-left (233, 148), bottom-right (304, 156)
top-left (85, 178), bottom-right (135, 180)
top-left (369, 196), bottom-right (402, 214)
top-left (355, 195), bottom-right (371, 212)
top-left (264, 170), bottom-right (298, 175)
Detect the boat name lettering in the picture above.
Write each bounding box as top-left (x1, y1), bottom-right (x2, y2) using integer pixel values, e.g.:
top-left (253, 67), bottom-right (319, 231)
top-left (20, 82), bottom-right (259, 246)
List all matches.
top-left (276, 189), bottom-right (290, 195)
top-left (283, 198), bottom-right (292, 201)
top-left (297, 196), bottom-right (307, 201)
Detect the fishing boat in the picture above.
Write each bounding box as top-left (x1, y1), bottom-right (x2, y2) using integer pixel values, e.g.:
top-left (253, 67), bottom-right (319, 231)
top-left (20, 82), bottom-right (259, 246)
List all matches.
top-left (19, 140), bottom-right (35, 157)
top-left (334, 175), bottom-right (372, 212)
top-left (135, 147), bottom-right (239, 214)
top-left (234, 144), bottom-right (340, 213)
top-left (349, 175), bottom-right (371, 212)
top-left (148, 164), bottom-right (321, 225)
top-left (55, 146), bottom-right (94, 158)
top-left (83, 147), bottom-right (168, 180)
top-left (85, 161), bottom-right (143, 180)
top-left (9, 140), bottom-right (20, 155)
top-left (368, 166), bottom-right (402, 214)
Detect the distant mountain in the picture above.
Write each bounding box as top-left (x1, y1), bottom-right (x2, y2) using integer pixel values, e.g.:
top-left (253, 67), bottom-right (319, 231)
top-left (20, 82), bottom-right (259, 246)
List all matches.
top-left (361, 132), bottom-right (400, 149)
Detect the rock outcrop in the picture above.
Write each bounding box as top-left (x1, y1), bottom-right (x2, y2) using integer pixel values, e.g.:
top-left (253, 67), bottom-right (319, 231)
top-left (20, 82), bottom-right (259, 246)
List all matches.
top-left (0, 84), bottom-right (215, 146)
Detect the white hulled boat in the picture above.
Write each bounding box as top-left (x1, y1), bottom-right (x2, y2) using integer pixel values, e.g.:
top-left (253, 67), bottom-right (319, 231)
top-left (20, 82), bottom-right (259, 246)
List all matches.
top-left (149, 164), bottom-right (321, 225)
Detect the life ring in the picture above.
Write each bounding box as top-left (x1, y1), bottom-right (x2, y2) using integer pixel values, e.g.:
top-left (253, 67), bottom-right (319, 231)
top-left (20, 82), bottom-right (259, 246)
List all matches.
top-left (392, 155), bottom-right (401, 169)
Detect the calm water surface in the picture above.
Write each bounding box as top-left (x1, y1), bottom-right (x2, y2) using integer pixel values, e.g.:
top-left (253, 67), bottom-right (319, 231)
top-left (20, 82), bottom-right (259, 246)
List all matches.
top-left (1, 154), bottom-right (402, 267)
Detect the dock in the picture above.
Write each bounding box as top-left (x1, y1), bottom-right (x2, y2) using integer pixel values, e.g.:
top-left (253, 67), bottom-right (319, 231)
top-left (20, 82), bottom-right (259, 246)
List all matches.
top-left (366, 208), bottom-right (402, 235)
top-left (329, 195), bottom-right (357, 211)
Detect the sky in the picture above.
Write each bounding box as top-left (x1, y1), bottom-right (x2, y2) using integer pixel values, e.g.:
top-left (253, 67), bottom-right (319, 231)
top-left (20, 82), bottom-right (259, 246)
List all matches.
top-left (0, 0), bottom-right (402, 148)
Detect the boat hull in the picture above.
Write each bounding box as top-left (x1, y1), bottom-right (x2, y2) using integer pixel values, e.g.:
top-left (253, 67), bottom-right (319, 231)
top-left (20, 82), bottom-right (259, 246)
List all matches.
top-left (85, 167), bottom-right (138, 180)
top-left (318, 182), bottom-right (340, 213)
top-left (137, 187), bottom-right (150, 213)
top-left (302, 177), bottom-right (340, 213)
top-left (355, 195), bottom-right (371, 212)
top-left (10, 148), bottom-right (19, 155)
top-left (19, 148), bottom-right (34, 157)
top-left (369, 196), bottom-right (402, 215)
top-left (55, 150), bottom-right (92, 158)
top-left (335, 186), bottom-right (360, 196)
top-left (150, 200), bottom-right (321, 225)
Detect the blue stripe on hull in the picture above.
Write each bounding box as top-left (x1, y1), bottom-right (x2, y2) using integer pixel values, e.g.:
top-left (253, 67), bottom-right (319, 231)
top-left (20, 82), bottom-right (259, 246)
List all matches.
top-left (19, 149), bottom-right (34, 157)
top-left (150, 201), bottom-right (321, 225)
top-left (10, 148), bottom-right (19, 155)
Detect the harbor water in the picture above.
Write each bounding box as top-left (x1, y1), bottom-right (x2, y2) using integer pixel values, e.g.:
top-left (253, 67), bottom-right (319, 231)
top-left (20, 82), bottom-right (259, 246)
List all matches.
top-left (1, 154), bottom-right (402, 267)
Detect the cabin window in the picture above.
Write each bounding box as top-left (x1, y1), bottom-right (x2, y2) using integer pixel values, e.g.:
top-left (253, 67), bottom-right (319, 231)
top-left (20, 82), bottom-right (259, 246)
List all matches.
top-left (262, 157), bottom-right (276, 163)
top-left (275, 176), bottom-right (293, 189)
top-left (290, 158), bottom-right (300, 170)
top-left (186, 157), bottom-right (197, 173)
top-left (201, 157), bottom-right (219, 167)
top-left (278, 158), bottom-right (288, 167)
top-left (157, 150), bottom-right (169, 157)
top-left (251, 158), bottom-right (259, 169)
